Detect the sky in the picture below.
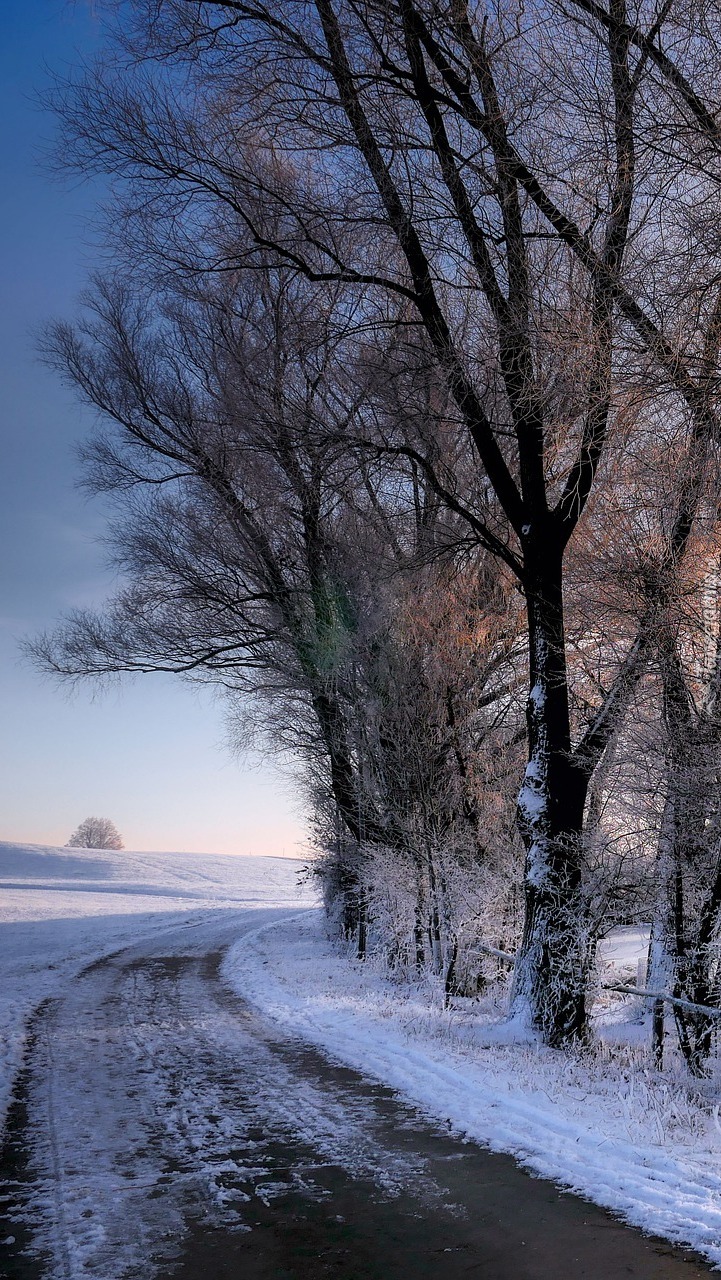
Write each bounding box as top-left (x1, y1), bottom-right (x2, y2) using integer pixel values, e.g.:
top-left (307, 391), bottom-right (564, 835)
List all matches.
top-left (0, 1), bottom-right (307, 857)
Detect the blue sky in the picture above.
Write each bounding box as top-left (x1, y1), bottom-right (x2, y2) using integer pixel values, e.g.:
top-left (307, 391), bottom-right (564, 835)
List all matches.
top-left (0, 1), bottom-right (306, 856)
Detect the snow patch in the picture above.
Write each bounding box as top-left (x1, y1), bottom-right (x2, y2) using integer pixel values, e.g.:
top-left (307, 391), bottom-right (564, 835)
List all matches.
top-left (0, 840), bottom-right (313, 1136)
top-left (224, 911), bottom-right (721, 1270)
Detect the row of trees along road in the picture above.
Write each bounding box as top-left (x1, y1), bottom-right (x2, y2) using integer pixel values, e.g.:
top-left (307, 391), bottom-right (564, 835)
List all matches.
top-left (30, 0), bottom-right (721, 1061)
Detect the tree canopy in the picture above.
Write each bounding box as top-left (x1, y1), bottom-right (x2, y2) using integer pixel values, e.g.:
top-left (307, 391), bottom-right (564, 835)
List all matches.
top-left (66, 817), bottom-right (124, 851)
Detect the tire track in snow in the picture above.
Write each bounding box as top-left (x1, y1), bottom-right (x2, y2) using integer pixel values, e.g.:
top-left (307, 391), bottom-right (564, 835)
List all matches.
top-left (0, 912), bottom-right (449, 1280)
top-left (0, 911), bottom-right (715, 1280)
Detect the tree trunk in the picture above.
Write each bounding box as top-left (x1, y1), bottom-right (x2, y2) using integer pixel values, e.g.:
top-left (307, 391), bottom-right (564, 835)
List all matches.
top-left (655, 650), bottom-right (721, 1075)
top-left (513, 546), bottom-right (590, 1044)
top-left (356, 892), bottom-right (368, 960)
top-left (683, 851), bottom-right (721, 1071)
top-left (652, 999), bottom-right (665, 1069)
top-left (413, 886), bottom-right (426, 972)
top-left (426, 848), bottom-right (444, 973)
top-left (444, 938), bottom-right (459, 1008)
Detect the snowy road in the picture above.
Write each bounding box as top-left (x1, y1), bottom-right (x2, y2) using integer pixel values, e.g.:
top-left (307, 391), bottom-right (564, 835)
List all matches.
top-left (0, 910), bottom-right (714, 1280)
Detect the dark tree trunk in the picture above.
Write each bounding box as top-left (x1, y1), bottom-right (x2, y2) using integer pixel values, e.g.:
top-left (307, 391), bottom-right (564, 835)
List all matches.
top-left (652, 999), bottom-right (665, 1070)
top-left (426, 848), bottom-right (444, 973)
top-left (444, 938), bottom-right (459, 1008)
top-left (655, 646), bottom-right (721, 1075)
top-left (513, 541), bottom-right (591, 1044)
top-left (413, 895), bottom-right (426, 972)
top-left (356, 893), bottom-right (368, 960)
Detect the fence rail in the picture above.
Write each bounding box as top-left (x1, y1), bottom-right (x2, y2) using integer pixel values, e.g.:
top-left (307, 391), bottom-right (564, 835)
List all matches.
top-left (601, 982), bottom-right (721, 1019)
top-left (461, 940), bottom-right (721, 1070)
top-left (469, 942), bottom-right (721, 1021)
top-left (467, 942), bottom-right (516, 963)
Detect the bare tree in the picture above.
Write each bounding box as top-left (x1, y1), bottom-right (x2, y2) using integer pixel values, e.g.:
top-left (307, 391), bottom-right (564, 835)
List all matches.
top-left (314, 552), bottom-right (526, 970)
top-left (644, 545), bottom-right (721, 1074)
top-left (39, 0), bottom-right (721, 1045)
top-left (66, 816), bottom-right (124, 850)
top-left (35, 233), bottom-right (531, 979)
top-left (47, 0), bottom-right (721, 1042)
top-left (35, 261), bottom-right (485, 918)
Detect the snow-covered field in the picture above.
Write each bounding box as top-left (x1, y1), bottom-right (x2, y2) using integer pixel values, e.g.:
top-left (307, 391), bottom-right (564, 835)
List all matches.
top-left (4, 840), bottom-right (721, 1270)
top-left (0, 839), bottom-right (312, 1134)
top-left (225, 913), bottom-right (721, 1269)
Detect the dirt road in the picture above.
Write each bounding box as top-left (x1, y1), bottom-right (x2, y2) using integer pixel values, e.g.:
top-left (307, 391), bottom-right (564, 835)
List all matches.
top-left (0, 911), bottom-right (713, 1278)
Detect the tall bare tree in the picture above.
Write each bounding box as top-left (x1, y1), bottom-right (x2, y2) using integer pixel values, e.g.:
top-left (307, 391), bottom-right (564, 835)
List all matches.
top-left (44, 0), bottom-right (721, 1040)
top-left (38, 257), bottom-right (513, 932)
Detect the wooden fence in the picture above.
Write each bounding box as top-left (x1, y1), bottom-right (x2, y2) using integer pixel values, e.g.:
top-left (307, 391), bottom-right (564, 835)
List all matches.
top-left (465, 941), bottom-right (721, 1069)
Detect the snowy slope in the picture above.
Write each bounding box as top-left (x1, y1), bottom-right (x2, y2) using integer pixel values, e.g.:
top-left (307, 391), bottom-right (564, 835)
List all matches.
top-left (0, 840), bottom-right (313, 1134)
top-left (225, 912), bottom-right (721, 1269)
top-left (5, 839), bottom-right (719, 1268)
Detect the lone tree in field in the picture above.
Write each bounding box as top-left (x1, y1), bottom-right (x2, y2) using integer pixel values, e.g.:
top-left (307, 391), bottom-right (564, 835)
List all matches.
top-left (66, 817), bottom-right (124, 850)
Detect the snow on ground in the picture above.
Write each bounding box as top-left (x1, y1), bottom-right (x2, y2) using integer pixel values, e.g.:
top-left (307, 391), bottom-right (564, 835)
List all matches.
top-left (6, 840), bottom-right (721, 1267)
top-left (0, 840), bottom-right (313, 1135)
top-left (224, 911), bottom-right (721, 1269)
top-left (597, 924), bottom-right (650, 976)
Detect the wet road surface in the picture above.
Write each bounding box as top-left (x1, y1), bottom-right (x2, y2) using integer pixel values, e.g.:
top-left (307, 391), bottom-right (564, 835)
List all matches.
top-left (0, 910), bottom-right (715, 1279)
